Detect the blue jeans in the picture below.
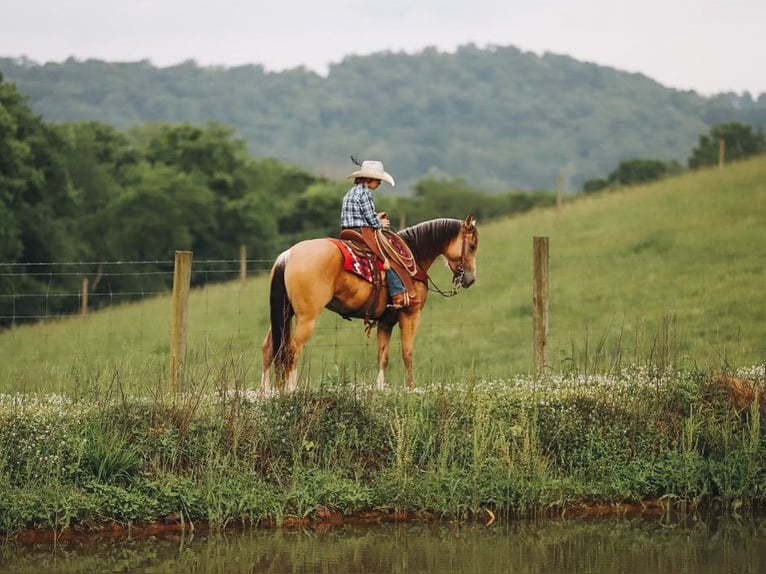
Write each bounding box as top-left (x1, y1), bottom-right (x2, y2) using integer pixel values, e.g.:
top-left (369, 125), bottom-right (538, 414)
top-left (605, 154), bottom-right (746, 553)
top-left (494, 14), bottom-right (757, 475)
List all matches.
top-left (386, 268), bottom-right (405, 296)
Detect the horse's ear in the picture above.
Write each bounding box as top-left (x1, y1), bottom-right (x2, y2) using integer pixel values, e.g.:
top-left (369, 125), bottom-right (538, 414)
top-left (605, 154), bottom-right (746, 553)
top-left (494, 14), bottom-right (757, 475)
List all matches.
top-left (464, 215), bottom-right (477, 228)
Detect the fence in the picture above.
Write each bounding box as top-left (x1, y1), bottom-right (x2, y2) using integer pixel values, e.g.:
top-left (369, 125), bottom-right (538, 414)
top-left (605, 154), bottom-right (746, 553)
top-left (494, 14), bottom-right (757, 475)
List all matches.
top-left (1, 241), bottom-right (764, 392)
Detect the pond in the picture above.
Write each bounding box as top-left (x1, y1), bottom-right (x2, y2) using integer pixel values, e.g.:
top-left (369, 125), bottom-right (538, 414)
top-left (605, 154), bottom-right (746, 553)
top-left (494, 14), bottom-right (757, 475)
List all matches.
top-left (2, 516), bottom-right (765, 573)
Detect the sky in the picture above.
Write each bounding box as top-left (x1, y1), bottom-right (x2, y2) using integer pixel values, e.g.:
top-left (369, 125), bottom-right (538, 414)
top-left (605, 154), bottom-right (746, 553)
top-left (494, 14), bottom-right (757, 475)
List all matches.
top-left (1, 0), bottom-right (764, 97)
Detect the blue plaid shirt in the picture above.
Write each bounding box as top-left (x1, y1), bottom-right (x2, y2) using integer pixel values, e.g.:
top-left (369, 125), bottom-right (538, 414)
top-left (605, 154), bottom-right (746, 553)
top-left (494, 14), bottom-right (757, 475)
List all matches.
top-left (341, 184), bottom-right (381, 229)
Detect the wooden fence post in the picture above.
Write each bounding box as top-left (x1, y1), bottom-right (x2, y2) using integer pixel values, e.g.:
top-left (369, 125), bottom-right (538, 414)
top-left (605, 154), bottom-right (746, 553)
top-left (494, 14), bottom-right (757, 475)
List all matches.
top-left (719, 137), bottom-right (726, 169)
top-left (170, 250), bottom-right (193, 391)
top-left (239, 244), bottom-right (247, 284)
top-left (80, 277), bottom-right (89, 317)
top-left (533, 237), bottom-right (550, 377)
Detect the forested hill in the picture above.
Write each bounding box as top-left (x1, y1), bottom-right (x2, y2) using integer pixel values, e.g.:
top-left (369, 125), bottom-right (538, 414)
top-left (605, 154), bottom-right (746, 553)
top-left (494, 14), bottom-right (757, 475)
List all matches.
top-left (2, 45), bottom-right (765, 192)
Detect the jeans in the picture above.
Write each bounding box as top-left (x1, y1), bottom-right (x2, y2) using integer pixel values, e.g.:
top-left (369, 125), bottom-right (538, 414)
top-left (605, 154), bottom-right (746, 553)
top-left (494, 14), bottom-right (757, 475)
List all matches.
top-left (386, 268), bottom-right (405, 296)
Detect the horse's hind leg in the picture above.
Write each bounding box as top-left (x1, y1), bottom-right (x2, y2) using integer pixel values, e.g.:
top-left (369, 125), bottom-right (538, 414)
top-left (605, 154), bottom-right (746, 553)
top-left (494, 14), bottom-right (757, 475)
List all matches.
top-left (261, 327), bottom-right (274, 395)
top-left (277, 243), bottom-right (336, 392)
top-left (284, 314), bottom-right (319, 393)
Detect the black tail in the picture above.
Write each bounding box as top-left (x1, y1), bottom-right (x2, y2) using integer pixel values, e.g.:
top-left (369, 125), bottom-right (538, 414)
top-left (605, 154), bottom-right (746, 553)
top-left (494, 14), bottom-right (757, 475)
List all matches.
top-left (269, 258), bottom-right (293, 375)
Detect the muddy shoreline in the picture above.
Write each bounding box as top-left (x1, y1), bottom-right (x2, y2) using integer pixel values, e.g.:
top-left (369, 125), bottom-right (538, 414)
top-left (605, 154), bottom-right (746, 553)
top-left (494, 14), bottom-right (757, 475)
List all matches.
top-left (7, 499), bottom-right (684, 546)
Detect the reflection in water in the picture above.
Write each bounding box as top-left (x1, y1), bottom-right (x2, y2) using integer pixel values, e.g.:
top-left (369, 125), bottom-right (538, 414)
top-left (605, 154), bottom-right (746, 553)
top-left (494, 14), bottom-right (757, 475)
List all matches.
top-left (2, 516), bottom-right (766, 573)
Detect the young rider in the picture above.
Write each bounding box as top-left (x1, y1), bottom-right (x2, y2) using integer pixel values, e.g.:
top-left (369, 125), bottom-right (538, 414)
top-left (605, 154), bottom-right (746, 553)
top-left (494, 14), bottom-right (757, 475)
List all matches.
top-left (340, 160), bottom-right (415, 309)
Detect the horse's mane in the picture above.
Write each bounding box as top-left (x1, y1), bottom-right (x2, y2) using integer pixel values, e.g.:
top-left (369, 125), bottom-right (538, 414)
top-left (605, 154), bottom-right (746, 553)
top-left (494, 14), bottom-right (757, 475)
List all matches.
top-left (398, 218), bottom-right (463, 263)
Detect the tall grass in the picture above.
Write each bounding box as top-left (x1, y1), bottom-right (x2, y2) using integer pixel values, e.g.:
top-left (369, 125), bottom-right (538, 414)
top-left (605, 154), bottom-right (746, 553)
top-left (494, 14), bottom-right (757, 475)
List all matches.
top-left (1, 364), bottom-right (765, 535)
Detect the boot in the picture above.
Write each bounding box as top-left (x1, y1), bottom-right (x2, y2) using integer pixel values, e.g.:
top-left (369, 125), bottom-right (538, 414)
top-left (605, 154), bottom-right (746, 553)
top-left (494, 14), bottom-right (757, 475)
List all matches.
top-left (390, 293), bottom-right (407, 309)
top-left (390, 293), bottom-right (420, 309)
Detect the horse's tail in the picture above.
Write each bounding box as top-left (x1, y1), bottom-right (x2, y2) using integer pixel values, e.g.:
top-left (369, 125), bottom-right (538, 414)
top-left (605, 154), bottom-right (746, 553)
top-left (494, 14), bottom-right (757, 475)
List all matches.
top-left (269, 253), bottom-right (293, 376)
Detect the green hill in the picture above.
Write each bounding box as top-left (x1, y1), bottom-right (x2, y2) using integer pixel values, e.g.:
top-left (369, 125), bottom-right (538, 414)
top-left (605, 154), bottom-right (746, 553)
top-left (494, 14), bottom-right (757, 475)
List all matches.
top-left (1, 158), bottom-right (764, 394)
top-left (3, 46), bottom-right (766, 193)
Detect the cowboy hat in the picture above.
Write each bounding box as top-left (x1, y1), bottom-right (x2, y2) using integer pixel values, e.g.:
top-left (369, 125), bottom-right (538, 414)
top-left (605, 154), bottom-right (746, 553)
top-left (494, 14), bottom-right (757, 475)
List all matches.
top-left (349, 160), bottom-right (396, 187)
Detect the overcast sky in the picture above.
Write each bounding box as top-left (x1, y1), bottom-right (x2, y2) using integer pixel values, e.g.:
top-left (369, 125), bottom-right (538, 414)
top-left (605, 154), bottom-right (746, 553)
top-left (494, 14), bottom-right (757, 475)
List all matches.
top-left (1, 0), bottom-right (764, 96)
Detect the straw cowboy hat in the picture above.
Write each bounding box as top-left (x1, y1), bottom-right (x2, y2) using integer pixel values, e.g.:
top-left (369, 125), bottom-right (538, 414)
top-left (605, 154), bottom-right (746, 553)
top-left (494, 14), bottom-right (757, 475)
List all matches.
top-left (349, 160), bottom-right (396, 187)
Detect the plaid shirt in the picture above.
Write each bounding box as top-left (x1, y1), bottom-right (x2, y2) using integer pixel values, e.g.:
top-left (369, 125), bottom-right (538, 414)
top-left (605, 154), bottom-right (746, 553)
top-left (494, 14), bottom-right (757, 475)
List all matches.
top-left (341, 184), bottom-right (381, 229)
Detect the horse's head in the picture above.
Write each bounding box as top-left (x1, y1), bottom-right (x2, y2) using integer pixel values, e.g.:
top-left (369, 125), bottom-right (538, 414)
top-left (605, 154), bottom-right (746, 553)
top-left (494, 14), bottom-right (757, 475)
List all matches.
top-left (445, 215), bottom-right (479, 288)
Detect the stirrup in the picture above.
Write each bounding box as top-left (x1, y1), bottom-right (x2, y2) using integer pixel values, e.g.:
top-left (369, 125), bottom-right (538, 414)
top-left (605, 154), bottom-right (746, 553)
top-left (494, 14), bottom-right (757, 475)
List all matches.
top-left (389, 293), bottom-right (407, 309)
top-left (389, 293), bottom-right (419, 309)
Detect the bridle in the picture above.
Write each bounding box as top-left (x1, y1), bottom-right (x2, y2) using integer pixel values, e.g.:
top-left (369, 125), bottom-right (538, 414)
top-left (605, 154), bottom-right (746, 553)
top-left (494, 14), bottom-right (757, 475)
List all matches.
top-left (428, 226), bottom-right (474, 297)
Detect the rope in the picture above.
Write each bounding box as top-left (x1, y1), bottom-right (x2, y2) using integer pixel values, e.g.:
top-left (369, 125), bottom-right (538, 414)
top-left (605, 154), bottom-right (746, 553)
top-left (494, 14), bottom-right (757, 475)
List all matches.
top-left (375, 227), bottom-right (464, 298)
top-left (376, 229), bottom-right (418, 276)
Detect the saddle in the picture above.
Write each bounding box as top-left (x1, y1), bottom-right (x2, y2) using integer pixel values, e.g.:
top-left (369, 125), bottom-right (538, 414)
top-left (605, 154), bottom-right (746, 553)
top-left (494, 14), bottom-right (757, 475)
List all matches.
top-left (337, 228), bottom-right (425, 322)
top-left (341, 228), bottom-right (422, 289)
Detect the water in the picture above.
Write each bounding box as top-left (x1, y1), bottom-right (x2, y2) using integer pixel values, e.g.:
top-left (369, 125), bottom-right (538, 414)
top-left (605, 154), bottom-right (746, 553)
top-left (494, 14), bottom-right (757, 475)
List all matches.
top-left (2, 516), bottom-right (765, 573)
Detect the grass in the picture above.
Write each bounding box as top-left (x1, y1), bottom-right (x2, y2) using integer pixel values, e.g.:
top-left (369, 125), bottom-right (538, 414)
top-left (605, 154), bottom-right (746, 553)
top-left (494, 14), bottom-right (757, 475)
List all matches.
top-left (1, 366), bottom-right (765, 535)
top-left (2, 161), bottom-right (765, 536)
top-left (0, 157), bottom-right (765, 394)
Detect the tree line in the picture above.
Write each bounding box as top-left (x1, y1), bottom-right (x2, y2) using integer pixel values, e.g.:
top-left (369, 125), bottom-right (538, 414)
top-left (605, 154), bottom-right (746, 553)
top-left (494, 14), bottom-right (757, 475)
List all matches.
top-left (0, 73), bottom-right (552, 326)
top-left (3, 45), bottom-right (765, 193)
top-left (2, 68), bottom-right (764, 327)
top-left (582, 122), bottom-right (766, 191)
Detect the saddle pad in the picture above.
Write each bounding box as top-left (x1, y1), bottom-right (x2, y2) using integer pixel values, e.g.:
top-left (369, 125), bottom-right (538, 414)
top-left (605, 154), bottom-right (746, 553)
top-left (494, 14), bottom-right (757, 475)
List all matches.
top-left (328, 238), bottom-right (384, 283)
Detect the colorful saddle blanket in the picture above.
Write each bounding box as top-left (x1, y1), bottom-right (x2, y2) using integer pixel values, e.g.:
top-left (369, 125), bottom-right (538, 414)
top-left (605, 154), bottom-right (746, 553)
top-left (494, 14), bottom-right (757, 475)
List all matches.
top-left (328, 238), bottom-right (384, 283)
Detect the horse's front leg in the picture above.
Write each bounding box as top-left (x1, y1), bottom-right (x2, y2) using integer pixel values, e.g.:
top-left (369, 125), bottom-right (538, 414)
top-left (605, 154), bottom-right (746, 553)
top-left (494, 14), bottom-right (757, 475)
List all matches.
top-left (398, 310), bottom-right (422, 390)
top-left (376, 321), bottom-right (395, 390)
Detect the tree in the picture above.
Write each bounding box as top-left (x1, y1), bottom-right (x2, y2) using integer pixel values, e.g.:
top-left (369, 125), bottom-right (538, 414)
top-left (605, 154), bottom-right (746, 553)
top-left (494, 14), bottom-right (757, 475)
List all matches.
top-left (607, 159), bottom-right (677, 186)
top-left (397, 177), bottom-right (554, 224)
top-left (52, 121), bottom-right (139, 261)
top-left (582, 178), bottom-right (608, 193)
top-left (277, 182), bottom-right (343, 245)
top-left (218, 191), bottom-right (279, 260)
top-left (0, 73), bottom-right (81, 324)
top-left (688, 122), bottom-right (766, 169)
top-left (0, 73), bottom-right (78, 263)
top-left (581, 159), bottom-right (683, 192)
top-left (106, 164), bottom-right (217, 261)
top-left (0, 74), bottom-right (44, 262)
top-left (407, 178), bottom-right (491, 222)
top-left (136, 122), bottom-right (251, 198)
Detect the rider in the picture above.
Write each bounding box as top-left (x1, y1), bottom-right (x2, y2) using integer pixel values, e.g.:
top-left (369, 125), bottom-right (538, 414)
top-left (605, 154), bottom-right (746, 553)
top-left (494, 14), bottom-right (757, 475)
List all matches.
top-left (340, 160), bottom-right (417, 309)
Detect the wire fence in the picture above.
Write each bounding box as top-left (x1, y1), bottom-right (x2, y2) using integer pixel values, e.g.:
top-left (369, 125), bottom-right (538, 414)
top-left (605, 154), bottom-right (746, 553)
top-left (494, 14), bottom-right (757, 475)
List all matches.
top-left (0, 257), bottom-right (278, 323)
top-left (1, 248), bottom-right (764, 391)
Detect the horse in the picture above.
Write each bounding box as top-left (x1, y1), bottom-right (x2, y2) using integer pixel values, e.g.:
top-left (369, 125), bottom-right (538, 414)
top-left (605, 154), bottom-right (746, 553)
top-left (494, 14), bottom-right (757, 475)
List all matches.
top-left (261, 215), bottom-right (479, 393)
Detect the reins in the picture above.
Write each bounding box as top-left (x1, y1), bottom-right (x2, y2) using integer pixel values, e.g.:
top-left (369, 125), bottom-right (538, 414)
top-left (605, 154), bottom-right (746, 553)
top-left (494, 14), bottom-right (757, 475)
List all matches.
top-left (428, 270), bottom-right (464, 297)
top-left (426, 228), bottom-right (469, 297)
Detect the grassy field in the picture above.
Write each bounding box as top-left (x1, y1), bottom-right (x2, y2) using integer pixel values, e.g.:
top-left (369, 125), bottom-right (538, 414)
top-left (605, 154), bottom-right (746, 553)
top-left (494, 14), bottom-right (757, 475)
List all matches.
top-left (1, 157), bottom-right (765, 394)
top-left (1, 159), bottom-right (766, 536)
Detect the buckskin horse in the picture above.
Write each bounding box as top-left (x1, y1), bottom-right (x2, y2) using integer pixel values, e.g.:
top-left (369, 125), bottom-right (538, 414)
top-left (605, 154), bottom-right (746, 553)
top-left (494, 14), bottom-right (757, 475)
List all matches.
top-left (261, 216), bottom-right (479, 393)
